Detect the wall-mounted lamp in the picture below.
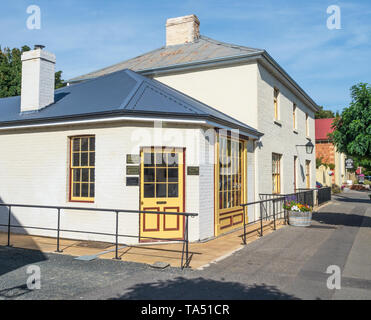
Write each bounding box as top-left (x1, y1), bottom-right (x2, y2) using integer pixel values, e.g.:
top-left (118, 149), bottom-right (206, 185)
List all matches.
top-left (296, 141), bottom-right (314, 154)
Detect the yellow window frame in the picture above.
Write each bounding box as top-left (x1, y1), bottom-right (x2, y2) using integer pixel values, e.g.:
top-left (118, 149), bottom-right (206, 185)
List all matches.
top-left (274, 88), bottom-right (279, 120)
top-left (293, 103), bottom-right (297, 129)
top-left (306, 160), bottom-right (311, 188)
top-left (70, 135), bottom-right (95, 202)
top-left (272, 153), bottom-right (281, 194)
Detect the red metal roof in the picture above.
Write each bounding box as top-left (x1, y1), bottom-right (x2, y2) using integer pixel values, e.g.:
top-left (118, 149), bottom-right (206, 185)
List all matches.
top-left (315, 118), bottom-right (335, 140)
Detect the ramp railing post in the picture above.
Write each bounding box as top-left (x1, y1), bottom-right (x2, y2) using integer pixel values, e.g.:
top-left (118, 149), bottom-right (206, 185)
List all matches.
top-left (273, 199), bottom-right (276, 230)
top-left (113, 211), bottom-right (121, 260)
top-left (7, 205), bottom-right (11, 247)
top-left (55, 208), bottom-right (63, 253)
top-left (260, 202), bottom-right (263, 237)
top-left (243, 205), bottom-right (246, 244)
top-left (185, 215), bottom-right (189, 268)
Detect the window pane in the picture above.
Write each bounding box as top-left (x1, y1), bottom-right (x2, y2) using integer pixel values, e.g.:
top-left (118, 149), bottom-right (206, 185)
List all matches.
top-left (156, 183), bottom-right (166, 197)
top-left (155, 153), bottom-right (166, 167)
top-left (89, 152), bottom-right (95, 166)
top-left (156, 168), bottom-right (167, 182)
top-left (81, 152), bottom-right (88, 166)
top-left (73, 153), bottom-right (80, 166)
top-left (81, 183), bottom-right (89, 197)
top-left (73, 183), bottom-right (80, 197)
top-left (168, 168), bottom-right (178, 182)
top-left (168, 184), bottom-right (178, 198)
top-left (73, 169), bottom-right (81, 182)
top-left (167, 153), bottom-right (178, 167)
top-left (82, 168), bottom-right (89, 182)
top-left (143, 153), bottom-right (153, 167)
top-left (89, 183), bottom-right (95, 198)
top-left (81, 138), bottom-right (89, 151)
top-left (89, 137), bottom-right (95, 151)
top-left (90, 169), bottom-right (95, 182)
top-left (73, 139), bottom-right (80, 152)
top-left (144, 184), bottom-right (155, 198)
top-left (144, 168), bottom-right (155, 182)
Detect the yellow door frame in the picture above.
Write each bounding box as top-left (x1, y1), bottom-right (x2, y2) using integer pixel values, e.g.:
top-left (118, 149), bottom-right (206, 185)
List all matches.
top-left (139, 146), bottom-right (185, 241)
top-left (214, 133), bottom-right (248, 236)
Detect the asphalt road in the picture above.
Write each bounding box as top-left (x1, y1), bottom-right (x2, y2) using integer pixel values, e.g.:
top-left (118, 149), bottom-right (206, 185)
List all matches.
top-left (0, 190), bottom-right (370, 300)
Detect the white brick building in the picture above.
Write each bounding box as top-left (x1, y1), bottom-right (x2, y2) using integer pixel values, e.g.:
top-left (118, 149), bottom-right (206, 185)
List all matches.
top-left (0, 15), bottom-right (318, 244)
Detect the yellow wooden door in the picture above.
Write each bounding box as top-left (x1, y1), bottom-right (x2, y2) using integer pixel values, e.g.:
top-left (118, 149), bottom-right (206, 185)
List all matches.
top-left (140, 147), bottom-right (184, 241)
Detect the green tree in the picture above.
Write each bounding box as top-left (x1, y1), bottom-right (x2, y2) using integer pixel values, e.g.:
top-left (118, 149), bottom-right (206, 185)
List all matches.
top-left (315, 106), bottom-right (335, 119)
top-left (0, 45), bottom-right (65, 98)
top-left (331, 83), bottom-right (371, 170)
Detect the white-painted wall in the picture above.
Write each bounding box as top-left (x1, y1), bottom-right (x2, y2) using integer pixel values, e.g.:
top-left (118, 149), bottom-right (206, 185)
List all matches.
top-left (154, 63), bottom-right (259, 129)
top-left (0, 122), bottom-right (216, 243)
top-left (256, 64), bottom-right (316, 200)
top-left (154, 60), bottom-right (317, 219)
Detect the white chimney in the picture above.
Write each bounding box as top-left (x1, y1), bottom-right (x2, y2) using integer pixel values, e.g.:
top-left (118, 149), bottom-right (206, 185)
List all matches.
top-left (166, 14), bottom-right (200, 46)
top-left (21, 45), bottom-right (56, 113)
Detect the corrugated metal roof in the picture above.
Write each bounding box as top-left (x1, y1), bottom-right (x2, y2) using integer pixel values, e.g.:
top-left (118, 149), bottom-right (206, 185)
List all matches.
top-left (0, 68), bottom-right (263, 137)
top-left (68, 36), bottom-right (263, 82)
top-left (315, 118), bottom-right (335, 140)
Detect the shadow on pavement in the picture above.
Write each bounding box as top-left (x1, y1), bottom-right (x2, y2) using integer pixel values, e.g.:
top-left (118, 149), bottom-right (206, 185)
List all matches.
top-left (0, 283), bottom-right (32, 299)
top-left (334, 195), bottom-right (371, 204)
top-left (112, 277), bottom-right (299, 300)
top-left (0, 197), bottom-right (47, 277)
top-left (312, 211), bottom-right (369, 228)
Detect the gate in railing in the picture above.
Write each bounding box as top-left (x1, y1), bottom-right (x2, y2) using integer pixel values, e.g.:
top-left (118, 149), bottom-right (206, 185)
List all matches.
top-left (0, 203), bottom-right (197, 269)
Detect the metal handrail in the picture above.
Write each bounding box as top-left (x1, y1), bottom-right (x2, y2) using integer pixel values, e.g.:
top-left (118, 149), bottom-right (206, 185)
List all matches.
top-left (240, 196), bottom-right (286, 244)
top-left (0, 203), bottom-right (198, 269)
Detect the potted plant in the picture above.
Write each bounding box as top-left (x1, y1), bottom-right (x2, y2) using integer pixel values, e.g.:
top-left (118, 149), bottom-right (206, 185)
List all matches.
top-left (284, 201), bottom-right (313, 227)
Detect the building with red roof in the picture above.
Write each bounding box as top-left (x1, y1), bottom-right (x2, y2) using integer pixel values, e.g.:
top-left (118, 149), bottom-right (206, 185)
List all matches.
top-left (315, 118), bottom-right (346, 186)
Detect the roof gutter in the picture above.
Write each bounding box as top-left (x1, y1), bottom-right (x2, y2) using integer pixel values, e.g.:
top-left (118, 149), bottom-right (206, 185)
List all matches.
top-left (0, 113), bottom-right (262, 140)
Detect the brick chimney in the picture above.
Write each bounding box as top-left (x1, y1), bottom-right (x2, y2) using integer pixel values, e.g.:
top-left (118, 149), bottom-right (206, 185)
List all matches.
top-left (21, 45), bottom-right (55, 113)
top-left (166, 14), bottom-right (200, 46)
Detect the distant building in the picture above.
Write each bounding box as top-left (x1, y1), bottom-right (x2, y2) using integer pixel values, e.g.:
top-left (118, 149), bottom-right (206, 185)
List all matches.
top-left (315, 118), bottom-right (346, 186)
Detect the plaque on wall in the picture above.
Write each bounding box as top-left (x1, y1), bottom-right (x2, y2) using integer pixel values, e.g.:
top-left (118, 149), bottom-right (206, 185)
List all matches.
top-left (187, 166), bottom-right (199, 176)
top-left (126, 177), bottom-right (139, 186)
top-left (127, 154), bottom-right (140, 164)
top-left (126, 166), bottom-right (140, 175)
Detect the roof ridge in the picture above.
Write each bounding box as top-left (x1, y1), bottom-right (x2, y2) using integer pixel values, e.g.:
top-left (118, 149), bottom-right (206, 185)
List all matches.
top-left (199, 35), bottom-right (263, 52)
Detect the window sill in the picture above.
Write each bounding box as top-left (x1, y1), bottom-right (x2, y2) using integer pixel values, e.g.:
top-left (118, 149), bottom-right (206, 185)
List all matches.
top-left (273, 120), bottom-right (282, 127)
top-left (69, 199), bottom-right (95, 204)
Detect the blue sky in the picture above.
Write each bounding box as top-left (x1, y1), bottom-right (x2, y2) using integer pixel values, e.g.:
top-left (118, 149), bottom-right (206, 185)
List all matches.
top-left (1, 0), bottom-right (370, 113)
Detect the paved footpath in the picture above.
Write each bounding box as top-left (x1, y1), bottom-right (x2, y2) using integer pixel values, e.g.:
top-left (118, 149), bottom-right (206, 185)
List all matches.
top-left (0, 190), bottom-right (370, 300)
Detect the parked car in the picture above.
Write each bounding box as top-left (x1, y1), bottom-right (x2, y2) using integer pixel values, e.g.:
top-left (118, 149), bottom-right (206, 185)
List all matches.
top-left (316, 181), bottom-right (323, 188)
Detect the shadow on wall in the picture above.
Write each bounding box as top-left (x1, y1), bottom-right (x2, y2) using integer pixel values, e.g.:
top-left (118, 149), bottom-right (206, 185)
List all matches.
top-left (111, 277), bottom-right (299, 300)
top-left (0, 197), bottom-right (47, 278)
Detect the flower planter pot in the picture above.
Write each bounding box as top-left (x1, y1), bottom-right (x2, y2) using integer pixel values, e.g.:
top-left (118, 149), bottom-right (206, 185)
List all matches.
top-left (288, 211), bottom-right (312, 227)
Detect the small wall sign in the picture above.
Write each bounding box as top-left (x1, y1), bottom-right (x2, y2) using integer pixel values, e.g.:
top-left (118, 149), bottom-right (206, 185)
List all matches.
top-left (126, 177), bottom-right (139, 186)
top-left (126, 166), bottom-right (140, 175)
top-left (345, 158), bottom-right (353, 169)
top-left (187, 166), bottom-right (199, 176)
top-left (127, 154), bottom-right (140, 164)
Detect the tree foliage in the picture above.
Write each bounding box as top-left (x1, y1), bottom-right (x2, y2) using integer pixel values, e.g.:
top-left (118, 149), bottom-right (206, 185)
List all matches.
top-left (331, 83), bottom-right (371, 170)
top-left (0, 45), bottom-right (65, 98)
top-left (315, 106), bottom-right (338, 119)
